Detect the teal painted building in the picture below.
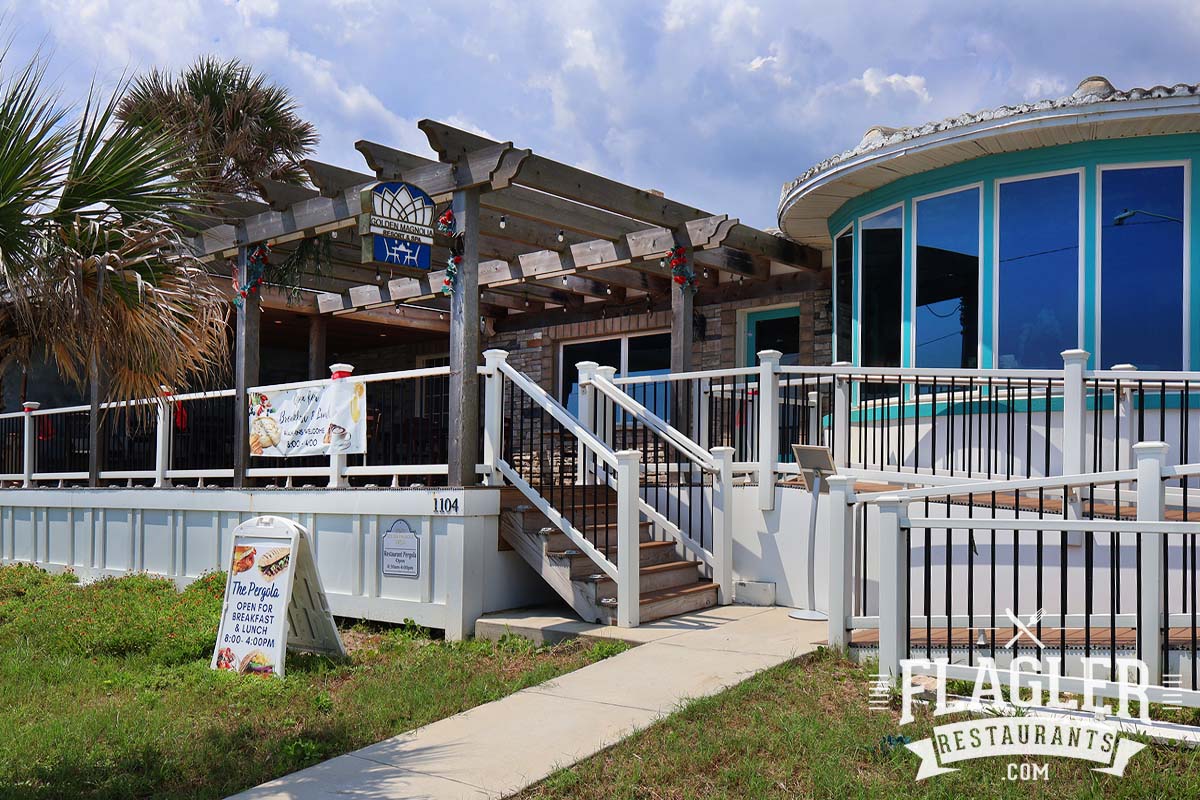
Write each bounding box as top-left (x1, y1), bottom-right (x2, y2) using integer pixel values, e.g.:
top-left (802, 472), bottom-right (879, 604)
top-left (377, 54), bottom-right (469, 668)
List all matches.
top-left (778, 76), bottom-right (1200, 372)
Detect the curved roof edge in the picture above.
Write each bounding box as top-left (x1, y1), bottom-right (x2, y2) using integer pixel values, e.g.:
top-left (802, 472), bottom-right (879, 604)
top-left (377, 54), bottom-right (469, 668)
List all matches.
top-left (778, 76), bottom-right (1200, 248)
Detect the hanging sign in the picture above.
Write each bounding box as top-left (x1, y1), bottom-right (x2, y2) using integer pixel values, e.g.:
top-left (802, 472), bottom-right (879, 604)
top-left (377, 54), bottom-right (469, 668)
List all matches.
top-left (381, 519), bottom-right (419, 578)
top-left (359, 181), bottom-right (435, 272)
top-left (211, 516), bottom-right (345, 678)
top-left (248, 380), bottom-right (366, 457)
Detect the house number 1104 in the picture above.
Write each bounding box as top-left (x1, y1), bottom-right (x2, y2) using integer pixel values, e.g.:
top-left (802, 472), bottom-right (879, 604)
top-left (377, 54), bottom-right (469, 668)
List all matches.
top-left (432, 496), bottom-right (460, 514)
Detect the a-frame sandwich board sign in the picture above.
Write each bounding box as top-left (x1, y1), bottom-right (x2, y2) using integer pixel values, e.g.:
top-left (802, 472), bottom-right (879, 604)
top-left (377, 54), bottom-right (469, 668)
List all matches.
top-left (211, 515), bottom-right (345, 678)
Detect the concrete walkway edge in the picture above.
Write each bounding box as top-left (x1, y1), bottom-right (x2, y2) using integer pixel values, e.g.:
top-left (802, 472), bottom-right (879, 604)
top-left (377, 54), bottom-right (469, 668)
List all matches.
top-left (229, 607), bottom-right (825, 800)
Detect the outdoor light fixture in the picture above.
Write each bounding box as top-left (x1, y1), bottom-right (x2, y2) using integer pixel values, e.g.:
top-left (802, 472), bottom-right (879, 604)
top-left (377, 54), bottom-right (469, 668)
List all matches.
top-left (524, 299), bottom-right (530, 307)
top-left (499, 215), bottom-right (507, 229)
top-left (606, 286), bottom-right (612, 295)
top-left (375, 268), bottom-right (382, 283)
top-left (556, 230), bottom-right (564, 242)
top-left (1113, 207), bottom-right (1183, 225)
top-left (330, 230), bottom-right (338, 239)
top-left (702, 268), bottom-right (709, 279)
top-left (562, 275), bottom-right (568, 284)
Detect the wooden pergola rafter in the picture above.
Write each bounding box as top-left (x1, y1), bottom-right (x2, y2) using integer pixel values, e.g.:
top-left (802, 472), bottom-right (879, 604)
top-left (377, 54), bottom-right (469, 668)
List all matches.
top-left (187, 119), bottom-right (825, 487)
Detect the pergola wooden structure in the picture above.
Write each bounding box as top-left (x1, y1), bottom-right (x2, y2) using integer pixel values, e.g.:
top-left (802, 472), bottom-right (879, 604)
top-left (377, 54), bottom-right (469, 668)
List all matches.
top-left (189, 120), bottom-right (824, 487)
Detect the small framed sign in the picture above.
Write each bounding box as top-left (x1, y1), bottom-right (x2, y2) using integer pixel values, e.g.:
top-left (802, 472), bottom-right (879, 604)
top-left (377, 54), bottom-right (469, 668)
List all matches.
top-left (359, 182), bottom-right (435, 274)
top-left (381, 519), bottom-right (419, 578)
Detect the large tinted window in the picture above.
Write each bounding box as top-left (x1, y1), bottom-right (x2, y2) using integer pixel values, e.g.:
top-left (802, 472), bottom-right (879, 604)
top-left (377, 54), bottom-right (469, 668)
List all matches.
top-left (915, 188), bottom-right (979, 368)
top-left (860, 207), bottom-right (903, 367)
top-left (561, 338), bottom-right (620, 415)
top-left (1100, 165), bottom-right (1185, 369)
top-left (834, 229), bottom-right (853, 363)
top-left (997, 174), bottom-right (1079, 368)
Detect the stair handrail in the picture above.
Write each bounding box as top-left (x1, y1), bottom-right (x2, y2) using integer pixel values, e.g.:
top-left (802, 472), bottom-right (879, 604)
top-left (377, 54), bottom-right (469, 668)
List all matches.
top-left (585, 371), bottom-right (718, 472)
top-left (497, 360), bottom-right (619, 469)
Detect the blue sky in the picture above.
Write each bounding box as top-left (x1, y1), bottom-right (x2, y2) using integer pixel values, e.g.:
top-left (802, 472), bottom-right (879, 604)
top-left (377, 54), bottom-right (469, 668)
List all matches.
top-left (7, 0), bottom-right (1199, 229)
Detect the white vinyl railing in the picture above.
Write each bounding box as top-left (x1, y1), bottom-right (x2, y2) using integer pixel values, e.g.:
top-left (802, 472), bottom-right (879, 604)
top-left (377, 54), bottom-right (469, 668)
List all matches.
top-left (1, 364), bottom-right (453, 488)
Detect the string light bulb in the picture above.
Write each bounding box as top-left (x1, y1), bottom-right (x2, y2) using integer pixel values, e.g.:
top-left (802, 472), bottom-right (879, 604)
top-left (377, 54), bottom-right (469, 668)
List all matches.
top-left (556, 230), bottom-right (565, 242)
top-left (562, 275), bottom-right (568, 284)
top-left (702, 268), bottom-right (709, 279)
top-left (375, 267), bottom-right (382, 283)
top-left (605, 286), bottom-right (612, 295)
top-left (499, 215), bottom-right (507, 229)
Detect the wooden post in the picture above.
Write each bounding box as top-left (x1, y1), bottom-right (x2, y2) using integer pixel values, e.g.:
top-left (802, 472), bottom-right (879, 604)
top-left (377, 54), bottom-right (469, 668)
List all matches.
top-left (481, 349), bottom-right (508, 486)
top-left (448, 187), bottom-right (482, 487)
top-left (615, 449), bottom-right (642, 628)
top-left (575, 361), bottom-right (599, 484)
top-left (670, 276), bottom-right (693, 374)
top-left (757, 349), bottom-right (782, 510)
top-left (876, 495), bottom-right (908, 678)
top-left (328, 363), bottom-right (352, 488)
top-left (21, 402), bottom-right (38, 488)
top-left (1061, 349), bottom-right (1090, 476)
top-left (1135, 441), bottom-right (1168, 683)
top-left (826, 475), bottom-right (856, 648)
top-left (307, 315), bottom-right (328, 381)
top-left (154, 388), bottom-right (171, 488)
top-left (832, 362), bottom-right (852, 468)
top-left (711, 446), bottom-right (735, 604)
top-left (233, 246), bottom-right (261, 488)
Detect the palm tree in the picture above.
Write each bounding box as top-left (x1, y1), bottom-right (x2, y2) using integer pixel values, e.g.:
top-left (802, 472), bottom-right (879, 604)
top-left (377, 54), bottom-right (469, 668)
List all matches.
top-left (0, 53), bottom-right (229, 409)
top-left (116, 56), bottom-right (318, 201)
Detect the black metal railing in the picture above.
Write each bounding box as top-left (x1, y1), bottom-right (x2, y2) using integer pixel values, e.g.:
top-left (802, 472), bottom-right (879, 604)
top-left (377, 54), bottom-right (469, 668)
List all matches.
top-left (33, 410), bottom-right (89, 474)
top-left (170, 394), bottom-right (237, 472)
top-left (102, 403), bottom-right (156, 472)
top-left (500, 371), bottom-right (623, 566)
top-left (594, 387), bottom-right (712, 554)
top-left (0, 416), bottom-right (22, 476)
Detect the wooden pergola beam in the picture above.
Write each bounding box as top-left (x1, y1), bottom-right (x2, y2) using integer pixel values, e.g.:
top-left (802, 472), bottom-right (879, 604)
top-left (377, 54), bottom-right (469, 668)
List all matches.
top-left (420, 120), bottom-right (711, 228)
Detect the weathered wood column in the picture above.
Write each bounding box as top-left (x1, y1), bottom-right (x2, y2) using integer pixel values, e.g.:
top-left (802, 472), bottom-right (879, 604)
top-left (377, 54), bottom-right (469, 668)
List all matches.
top-left (669, 241), bottom-right (695, 374)
top-left (87, 263), bottom-right (107, 487)
top-left (233, 246), bottom-right (261, 488)
top-left (307, 315), bottom-right (327, 380)
top-left (448, 187), bottom-right (481, 486)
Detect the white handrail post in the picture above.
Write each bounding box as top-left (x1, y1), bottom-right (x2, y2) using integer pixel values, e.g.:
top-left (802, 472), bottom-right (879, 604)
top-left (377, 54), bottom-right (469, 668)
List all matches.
top-left (832, 362), bottom-right (853, 467)
top-left (1061, 349), bottom-right (1090, 477)
top-left (482, 349), bottom-right (509, 486)
top-left (327, 363), bottom-right (353, 488)
top-left (876, 495), bottom-right (908, 678)
top-left (1135, 441), bottom-right (1168, 684)
top-left (575, 361), bottom-right (599, 485)
top-left (711, 446), bottom-right (735, 604)
top-left (826, 475), bottom-right (856, 649)
top-left (1111, 364), bottom-right (1137, 470)
top-left (596, 366), bottom-right (617, 449)
top-left (615, 449), bottom-right (642, 628)
top-left (154, 387), bottom-right (172, 488)
top-left (21, 402), bottom-right (39, 488)
top-left (757, 349), bottom-right (782, 511)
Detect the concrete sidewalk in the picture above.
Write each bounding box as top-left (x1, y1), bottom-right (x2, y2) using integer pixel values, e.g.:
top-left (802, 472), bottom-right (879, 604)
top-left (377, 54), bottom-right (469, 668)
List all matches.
top-left (230, 606), bottom-right (824, 800)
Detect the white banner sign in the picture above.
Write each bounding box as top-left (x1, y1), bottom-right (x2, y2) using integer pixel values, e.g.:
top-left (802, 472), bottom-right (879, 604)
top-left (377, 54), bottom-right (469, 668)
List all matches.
top-left (211, 516), bottom-right (345, 678)
top-left (249, 380), bottom-right (366, 457)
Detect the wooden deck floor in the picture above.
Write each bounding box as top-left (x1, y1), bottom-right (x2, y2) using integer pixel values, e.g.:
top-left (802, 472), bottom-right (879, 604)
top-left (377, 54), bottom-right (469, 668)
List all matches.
top-left (850, 481), bottom-right (1198, 521)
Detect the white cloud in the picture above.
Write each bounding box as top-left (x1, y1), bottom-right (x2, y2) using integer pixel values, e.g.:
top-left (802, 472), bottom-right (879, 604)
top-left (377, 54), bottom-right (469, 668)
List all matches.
top-left (748, 54), bottom-right (776, 71)
top-left (223, 0), bottom-right (278, 25)
top-left (1023, 75), bottom-right (1067, 100)
top-left (851, 67), bottom-right (932, 103)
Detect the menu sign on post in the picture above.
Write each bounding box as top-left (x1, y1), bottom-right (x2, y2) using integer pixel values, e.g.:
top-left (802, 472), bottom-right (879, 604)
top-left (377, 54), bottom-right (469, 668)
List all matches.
top-left (211, 516), bottom-right (345, 678)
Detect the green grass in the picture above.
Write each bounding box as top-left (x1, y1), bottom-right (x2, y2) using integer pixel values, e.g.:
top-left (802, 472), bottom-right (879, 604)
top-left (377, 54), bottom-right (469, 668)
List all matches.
top-left (0, 564), bottom-right (627, 799)
top-left (517, 647), bottom-right (1200, 800)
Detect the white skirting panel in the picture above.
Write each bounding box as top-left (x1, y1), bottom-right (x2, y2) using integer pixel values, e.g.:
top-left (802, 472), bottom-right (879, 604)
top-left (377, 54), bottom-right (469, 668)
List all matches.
top-left (0, 487), bottom-right (551, 640)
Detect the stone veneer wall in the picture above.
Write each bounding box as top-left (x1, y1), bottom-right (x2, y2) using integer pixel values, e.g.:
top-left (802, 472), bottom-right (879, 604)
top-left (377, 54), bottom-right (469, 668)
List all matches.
top-left (487, 287), bottom-right (832, 397)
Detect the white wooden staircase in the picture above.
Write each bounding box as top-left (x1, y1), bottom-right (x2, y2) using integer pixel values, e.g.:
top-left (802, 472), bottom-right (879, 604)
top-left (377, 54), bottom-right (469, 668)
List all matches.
top-left (499, 486), bottom-right (719, 624)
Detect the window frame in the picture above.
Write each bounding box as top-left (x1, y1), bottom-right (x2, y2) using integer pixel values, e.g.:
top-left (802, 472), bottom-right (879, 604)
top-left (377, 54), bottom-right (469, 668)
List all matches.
top-left (832, 223), bottom-right (854, 366)
top-left (992, 167), bottom-right (1086, 369)
top-left (1095, 159), bottom-right (1191, 369)
top-left (557, 329), bottom-right (671, 402)
top-left (857, 202), bottom-right (905, 367)
top-left (909, 182), bottom-right (984, 369)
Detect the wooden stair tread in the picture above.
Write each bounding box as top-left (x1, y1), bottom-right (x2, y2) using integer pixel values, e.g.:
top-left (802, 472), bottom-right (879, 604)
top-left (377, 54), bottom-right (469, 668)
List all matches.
top-left (579, 560), bottom-right (698, 582)
top-left (536, 520), bottom-right (653, 535)
top-left (639, 582), bottom-right (717, 604)
top-left (547, 540), bottom-right (675, 558)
